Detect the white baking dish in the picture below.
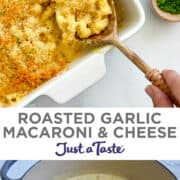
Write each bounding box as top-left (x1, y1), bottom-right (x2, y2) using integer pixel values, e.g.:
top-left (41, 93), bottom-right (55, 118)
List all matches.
top-left (15, 0), bottom-right (145, 107)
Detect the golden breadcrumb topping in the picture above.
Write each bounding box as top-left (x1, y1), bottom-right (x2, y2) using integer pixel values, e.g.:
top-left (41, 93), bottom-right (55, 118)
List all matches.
top-left (0, 0), bottom-right (86, 106)
top-left (0, 0), bottom-right (123, 107)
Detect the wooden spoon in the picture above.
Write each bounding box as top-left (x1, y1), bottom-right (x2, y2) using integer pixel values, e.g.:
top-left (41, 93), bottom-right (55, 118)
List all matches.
top-left (152, 0), bottom-right (180, 22)
top-left (80, 0), bottom-right (179, 106)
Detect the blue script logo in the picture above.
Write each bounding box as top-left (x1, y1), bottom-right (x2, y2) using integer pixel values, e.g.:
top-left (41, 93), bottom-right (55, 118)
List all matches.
top-left (55, 141), bottom-right (125, 157)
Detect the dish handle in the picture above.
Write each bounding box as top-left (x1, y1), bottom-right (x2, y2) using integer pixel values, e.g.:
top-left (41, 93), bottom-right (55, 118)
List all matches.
top-left (1, 161), bottom-right (37, 180)
top-left (1, 161), bottom-right (20, 180)
top-left (43, 53), bottom-right (106, 104)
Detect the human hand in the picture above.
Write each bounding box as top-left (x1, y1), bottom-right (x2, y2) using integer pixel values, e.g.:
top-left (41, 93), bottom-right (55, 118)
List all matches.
top-left (145, 70), bottom-right (180, 107)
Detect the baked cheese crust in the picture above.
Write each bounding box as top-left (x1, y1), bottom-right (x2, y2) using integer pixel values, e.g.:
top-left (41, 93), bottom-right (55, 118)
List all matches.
top-left (0, 0), bottom-right (113, 106)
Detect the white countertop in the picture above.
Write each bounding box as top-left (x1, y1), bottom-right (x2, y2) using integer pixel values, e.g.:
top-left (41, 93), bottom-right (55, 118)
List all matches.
top-left (27, 0), bottom-right (180, 107)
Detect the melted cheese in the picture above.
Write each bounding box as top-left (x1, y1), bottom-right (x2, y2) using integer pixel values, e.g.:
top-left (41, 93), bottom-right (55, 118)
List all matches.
top-left (55, 0), bottom-right (112, 39)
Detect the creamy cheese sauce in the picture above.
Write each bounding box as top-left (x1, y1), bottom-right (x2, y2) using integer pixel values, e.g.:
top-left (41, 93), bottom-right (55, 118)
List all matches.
top-left (54, 173), bottom-right (127, 180)
top-left (55, 0), bottom-right (112, 39)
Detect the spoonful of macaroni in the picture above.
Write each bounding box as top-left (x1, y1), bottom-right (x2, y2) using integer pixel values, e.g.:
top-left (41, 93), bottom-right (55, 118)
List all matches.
top-left (55, 0), bottom-right (112, 40)
top-left (77, 0), bottom-right (179, 107)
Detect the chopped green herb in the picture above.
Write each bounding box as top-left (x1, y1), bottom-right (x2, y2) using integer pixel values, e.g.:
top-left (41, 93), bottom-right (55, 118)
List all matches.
top-left (15, 36), bottom-right (21, 44)
top-left (157, 0), bottom-right (180, 14)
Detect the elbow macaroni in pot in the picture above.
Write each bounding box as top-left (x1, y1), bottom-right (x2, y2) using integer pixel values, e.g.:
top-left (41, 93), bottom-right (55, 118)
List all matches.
top-left (0, 0), bottom-right (117, 107)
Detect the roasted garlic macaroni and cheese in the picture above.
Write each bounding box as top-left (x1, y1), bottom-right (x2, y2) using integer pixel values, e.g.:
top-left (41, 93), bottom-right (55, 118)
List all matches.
top-left (0, 0), bottom-right (114, 107)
